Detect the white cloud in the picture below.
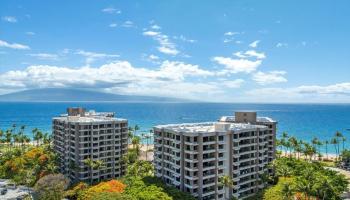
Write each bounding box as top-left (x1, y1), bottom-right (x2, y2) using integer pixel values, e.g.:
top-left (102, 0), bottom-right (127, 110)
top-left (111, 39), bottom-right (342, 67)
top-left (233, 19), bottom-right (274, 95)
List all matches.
top-left (222, 79), bottom-right (244, 88)
top-left (252, 71), bottom-right (287, 85)
top-left (224, 31), bottom-right (239, 36)
top-left (151, 24), bottom-right (161, 30)
top-left (297, 83), bottom-right (350, 95)
top-left (28, 53), bottom-right (59, 60)
top-left (223, 38), bottom-right (234, 43)
top-left (2, 16), bottom-right (17, 23)
top-left (233, 50), bottom-right (265, 59)
top-left (245, 82), bottom-right (350, 103)
top-left (158, 46), bottom-right (179, 55)
top-left (75, 50), bottom-right (119, 65)
top-left (249, 40), bottom-right (260, 48)
top-left (0, 39), bottom-right (30, 50)
top-left (143, 29), bottom-right (179, 55)
top-left (213, 57), bottom-right (262, 74)
top-left (174, 35), bottom-right (197, 43)
top-left (101, 7), bottom-right (121, 14)
top-left (149, 54), bottom-right (159, 60)
top-left (0, 60), bottom-right (218, 99)
top-left (276, 43), bottom-right (288, 48)
top-left (109, 23), bottom-right (117, 28)
top-left (223, 31), bottom-right (242, 43)
top-left (142, 54), bottom-right (161, 64)
top-left (25, 32), bottom-right (35, 36)
top-left (143, 31), bottom-right (159, 36)
top-left (122, 21), bottom-right (135, 28)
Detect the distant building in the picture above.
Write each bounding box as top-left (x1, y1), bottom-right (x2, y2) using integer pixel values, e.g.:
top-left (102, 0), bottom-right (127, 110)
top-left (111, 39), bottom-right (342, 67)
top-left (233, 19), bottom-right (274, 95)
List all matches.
top-left (52, 107), bottom-right (128, 184)
top-left (153, 111), bottom-right (276, 200)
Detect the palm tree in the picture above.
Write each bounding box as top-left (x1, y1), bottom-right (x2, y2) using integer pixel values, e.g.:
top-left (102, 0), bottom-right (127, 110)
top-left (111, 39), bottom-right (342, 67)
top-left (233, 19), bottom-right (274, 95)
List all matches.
top-left (19, 125), bottom-right (26, 148)
top-left (132, 136), bottom-right (141, 149)
top-left (83, 158), bottom-right (105, 184)
top-left (13, 133), bottom-right (19, 148)
top-left (277, 165), bottom-right (291, 177)
top-left (5, 130), bottom-right (12, 151)
top-left (335, 131), bottom-right (343, 153)
top-left (42, 132), bottom-right (51, 144)
top-left (34, 130), bottom-right (43, 146)
top-left (219, 175), bottom-right (234, 200)
top-left (324, 140), bottom-right (329, 160)
top-left (23, 135), bottom-right (31, 149)
top-left (83, 158), bottom-right (95, 184)
top-left (342, 137), bottom-right (346, 152)
top-left (128, 126), bottom-right (134, 138)
top-left (281, 183), bottom-right (294, 200)
top-left (32, 128), bottom-right (38, 145)
top-left (134, 125), bottom-right (140, 137)
top-left (330, 138), bottom-right (339, 160)
top-left (288, 136), bottom-right (298, 158)
top-left (281, 132), bottom-right (289, 154)
top-left (0, 129), bottom-right (3, 150)
top-left (145, 130), bottom-right (153, 161)
top-left (311, 137), bottom-right (320, 159)
top-left (303, 142), bottom-right (316, 161)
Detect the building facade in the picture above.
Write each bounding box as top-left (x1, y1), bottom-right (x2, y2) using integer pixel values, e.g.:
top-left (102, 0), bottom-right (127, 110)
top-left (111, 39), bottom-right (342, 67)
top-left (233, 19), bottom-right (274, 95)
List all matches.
top-left (52, 108), bottom-right (128, 184)
top-left (153, 111), bottom-right (276, 200)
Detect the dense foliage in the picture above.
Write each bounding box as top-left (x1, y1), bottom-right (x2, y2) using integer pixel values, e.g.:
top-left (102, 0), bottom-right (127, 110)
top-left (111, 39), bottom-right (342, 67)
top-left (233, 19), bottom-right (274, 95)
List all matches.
top-left (0, 145), bottom-right (58, 186)
top-left (65, 161), bottom-right (196, 200)
top-left (262, 157), bottom-right (348, 200)
top-left (34, 174), bottom-right (69, 200)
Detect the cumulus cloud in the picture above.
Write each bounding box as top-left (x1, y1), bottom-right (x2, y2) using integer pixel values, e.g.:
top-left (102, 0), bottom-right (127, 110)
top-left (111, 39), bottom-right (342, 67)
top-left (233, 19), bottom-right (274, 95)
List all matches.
top-left (75, 50), bottom-right (119, 65)
top-left (212, 57), bottom-right (262, 74)
top-left (0, 39), bottom-right (30, 50)
top-left (223, 31), bottom-right (242, 43)
top-left (122, 21), bottom-right (135, 28)
top-left (143, 30), bottom-right (179, 55)
top-left (0, 60), bottom-right (219, 99)
top-left (109, 23), bottom-right (117, 28)
top-left (2, 16), bottom-right (17, 23)
top-left (252, 71), bottom-right (287, 85)
top-left (28, 53), bottom-right (59, 60)
top-left (151, 24), bottom-right (161, 30)
top-left (249, 40), bottom-right (260, 48)
top-left (233, 50), bottom-right (265, 59)
top-left (224, 32), bottom-right (239, 36)
top-left (101, 7), bottom-right (121, 14)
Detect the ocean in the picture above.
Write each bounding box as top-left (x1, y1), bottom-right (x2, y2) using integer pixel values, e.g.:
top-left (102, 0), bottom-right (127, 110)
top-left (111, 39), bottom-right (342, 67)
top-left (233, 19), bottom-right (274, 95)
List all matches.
top-left (0, 102), bottom-right (349, 153)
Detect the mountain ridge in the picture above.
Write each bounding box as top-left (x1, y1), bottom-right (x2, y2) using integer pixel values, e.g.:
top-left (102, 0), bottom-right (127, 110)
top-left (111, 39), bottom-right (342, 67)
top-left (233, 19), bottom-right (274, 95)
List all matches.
top-left (0, 88), bottom-right (190, 102)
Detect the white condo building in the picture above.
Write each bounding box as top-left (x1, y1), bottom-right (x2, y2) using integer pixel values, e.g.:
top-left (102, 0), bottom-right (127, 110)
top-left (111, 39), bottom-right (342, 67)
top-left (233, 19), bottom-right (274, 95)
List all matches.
top-left (153, 111), bottom-right (276, 200)
top-left (52, 108), bottom-right (128, 184)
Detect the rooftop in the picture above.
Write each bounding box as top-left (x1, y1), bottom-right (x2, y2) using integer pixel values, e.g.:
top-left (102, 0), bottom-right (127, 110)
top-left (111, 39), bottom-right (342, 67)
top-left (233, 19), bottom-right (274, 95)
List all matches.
top-left (53, 110), bottom-right (127, 123)
top-left (219, 116), bottom-right (276, 123)
top-left (155, 122), bottom-right (267, 133)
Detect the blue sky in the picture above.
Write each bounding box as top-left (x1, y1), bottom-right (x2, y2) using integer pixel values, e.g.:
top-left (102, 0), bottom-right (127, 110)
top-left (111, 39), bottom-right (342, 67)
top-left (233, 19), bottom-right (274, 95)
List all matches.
top-left (1, 0), bottom-right (350, 102)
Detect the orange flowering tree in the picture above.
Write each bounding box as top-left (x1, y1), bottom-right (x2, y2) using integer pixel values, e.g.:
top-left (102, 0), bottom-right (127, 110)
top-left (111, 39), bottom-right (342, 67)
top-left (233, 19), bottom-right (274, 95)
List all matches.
top-left (79, 180), bottom-right (126, 200)
top-left (0, 145), bottom-right (58, 186)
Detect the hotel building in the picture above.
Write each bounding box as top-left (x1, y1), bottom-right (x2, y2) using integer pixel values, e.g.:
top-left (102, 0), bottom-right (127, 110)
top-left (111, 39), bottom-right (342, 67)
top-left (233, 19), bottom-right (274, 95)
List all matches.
top-left (52, 107), bottom-right (128, 184)
top-left (153, 111), bottom-right (276, 200)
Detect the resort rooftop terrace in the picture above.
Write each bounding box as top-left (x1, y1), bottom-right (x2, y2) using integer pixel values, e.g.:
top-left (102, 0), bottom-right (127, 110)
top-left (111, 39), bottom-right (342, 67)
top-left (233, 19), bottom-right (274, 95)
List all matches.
top-left (154, 122), bottom-right (267, 133)
top-left (53, 110), bottom-right (127, 123)
top-left (220, 116), bottom-right (276, 123)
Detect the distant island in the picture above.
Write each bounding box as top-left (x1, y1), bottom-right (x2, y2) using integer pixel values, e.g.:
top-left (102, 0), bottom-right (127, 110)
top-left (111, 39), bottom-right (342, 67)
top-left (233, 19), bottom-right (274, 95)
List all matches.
top-left (0, 88), bottom-right (189, 102)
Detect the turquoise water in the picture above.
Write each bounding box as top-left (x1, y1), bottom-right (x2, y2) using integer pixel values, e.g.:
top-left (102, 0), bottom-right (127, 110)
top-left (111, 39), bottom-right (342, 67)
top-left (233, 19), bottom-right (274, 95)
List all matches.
top-left (0, 102), bottom-right (349, 153)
